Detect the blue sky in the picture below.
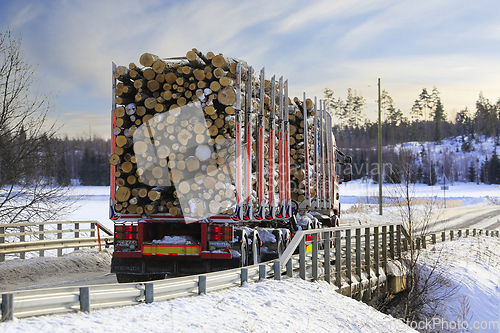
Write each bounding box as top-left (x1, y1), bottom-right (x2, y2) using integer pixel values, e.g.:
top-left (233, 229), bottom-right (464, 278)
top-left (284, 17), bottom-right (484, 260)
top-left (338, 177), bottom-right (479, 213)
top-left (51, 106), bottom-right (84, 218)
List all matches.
top-left (1, 0), bottom-right (500, 138)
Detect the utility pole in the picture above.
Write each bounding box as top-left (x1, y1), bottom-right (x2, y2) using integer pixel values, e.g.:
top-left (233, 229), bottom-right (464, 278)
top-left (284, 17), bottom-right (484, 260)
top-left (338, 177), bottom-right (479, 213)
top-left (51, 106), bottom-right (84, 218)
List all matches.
top-left (378, 78), bottom-right (383, 215)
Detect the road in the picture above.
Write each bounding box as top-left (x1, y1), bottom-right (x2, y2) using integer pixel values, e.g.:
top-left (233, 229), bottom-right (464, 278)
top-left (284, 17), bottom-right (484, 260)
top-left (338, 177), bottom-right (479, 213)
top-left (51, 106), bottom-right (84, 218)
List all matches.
top-left (3, 201), bottom-right (500, 292)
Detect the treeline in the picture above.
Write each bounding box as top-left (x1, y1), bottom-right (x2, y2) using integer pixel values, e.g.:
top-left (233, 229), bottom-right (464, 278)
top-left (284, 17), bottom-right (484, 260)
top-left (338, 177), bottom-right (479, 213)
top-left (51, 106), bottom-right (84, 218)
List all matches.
top-left (325, 87), bottom-right (500, 184)
top-left (0, 132), bottom-right (111, 187)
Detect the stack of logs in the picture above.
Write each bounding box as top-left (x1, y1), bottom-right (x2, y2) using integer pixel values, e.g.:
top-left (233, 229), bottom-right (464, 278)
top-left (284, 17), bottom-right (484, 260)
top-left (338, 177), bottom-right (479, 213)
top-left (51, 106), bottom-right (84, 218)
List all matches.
top-left (110, 49), bottom-right (314, 218)
top-left (289, 97), bottom-right (314, 202)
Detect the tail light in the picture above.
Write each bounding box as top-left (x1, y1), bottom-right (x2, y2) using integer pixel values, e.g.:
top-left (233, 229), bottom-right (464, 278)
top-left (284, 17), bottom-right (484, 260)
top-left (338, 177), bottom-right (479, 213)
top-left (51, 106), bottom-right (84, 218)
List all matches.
top-left (208, 225), bottom-right (233, 241)
top-left (115, 225), bottom-right (138, 240)
top-left (306, 235), bottom-right (313, 242)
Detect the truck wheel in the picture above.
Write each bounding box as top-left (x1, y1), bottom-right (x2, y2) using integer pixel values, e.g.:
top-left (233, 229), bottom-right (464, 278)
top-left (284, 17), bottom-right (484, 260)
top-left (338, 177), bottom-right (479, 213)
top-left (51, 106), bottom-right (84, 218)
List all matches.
top-left (250, 233), bottom-right (261, 265)
top-left (277, 236), bottom-right (285, 258)
top-left (116, 273), bottom-right (165, 283)
top-left (116, 274), bottom-right (137, 283)
top-left (239, 239), bottom-right (249, 267)
top-left (272, 230), bottom-right (285, 258)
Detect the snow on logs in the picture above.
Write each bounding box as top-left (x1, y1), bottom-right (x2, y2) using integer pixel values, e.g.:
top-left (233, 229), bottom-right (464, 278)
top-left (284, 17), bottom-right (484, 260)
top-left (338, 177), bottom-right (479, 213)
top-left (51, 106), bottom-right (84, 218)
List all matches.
top-left (111, 49), bottom-right (313, 219)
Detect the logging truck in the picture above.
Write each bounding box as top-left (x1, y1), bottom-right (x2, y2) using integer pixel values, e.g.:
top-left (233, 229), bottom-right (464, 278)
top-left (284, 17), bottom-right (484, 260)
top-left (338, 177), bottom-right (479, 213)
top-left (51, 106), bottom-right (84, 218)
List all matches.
top-left (109, 50), bottom-right (352, 283)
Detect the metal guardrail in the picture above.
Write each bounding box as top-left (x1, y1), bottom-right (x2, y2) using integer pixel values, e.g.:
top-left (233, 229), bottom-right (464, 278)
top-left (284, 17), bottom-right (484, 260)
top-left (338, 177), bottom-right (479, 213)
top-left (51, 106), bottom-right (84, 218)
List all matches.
top-left (2, 223), bottom-right (499, 322)
top-left (0, 221), bottom-right (113, 261)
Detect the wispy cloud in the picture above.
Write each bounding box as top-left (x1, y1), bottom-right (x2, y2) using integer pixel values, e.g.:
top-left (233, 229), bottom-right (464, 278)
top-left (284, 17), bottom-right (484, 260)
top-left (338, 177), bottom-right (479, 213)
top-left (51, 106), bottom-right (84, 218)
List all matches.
top-left (1, 0), bottom-right (500, 137)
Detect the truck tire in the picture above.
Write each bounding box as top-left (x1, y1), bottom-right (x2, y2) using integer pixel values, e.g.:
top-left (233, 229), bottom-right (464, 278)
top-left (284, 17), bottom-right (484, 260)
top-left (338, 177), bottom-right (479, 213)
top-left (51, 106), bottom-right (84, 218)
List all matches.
top-left (116, 273), bottom-right (165, 283)
top-left (272, 230), bottom-right (285, 258)
top-left (116, 273), bottom-right (136, 283)
top-left (239, 238), bottom-right (249, 267)
top-left (250, 232), bottom-right (261, 265)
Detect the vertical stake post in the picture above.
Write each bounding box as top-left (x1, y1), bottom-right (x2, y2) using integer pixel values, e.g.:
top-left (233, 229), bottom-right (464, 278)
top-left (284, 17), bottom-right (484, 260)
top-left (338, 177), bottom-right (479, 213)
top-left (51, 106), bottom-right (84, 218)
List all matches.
top-left (274, 260), bottom-right (281, 281)
top-left (198, 276), bottom-right (207, 295)
top-left (145, 283), bottom-right (154, 304)
top-left (1, 294), bottom-right (13, 322)
top-left (299, 237), bottom-right (306, 280)
top-left (79, 287), bottom-right (90, 313)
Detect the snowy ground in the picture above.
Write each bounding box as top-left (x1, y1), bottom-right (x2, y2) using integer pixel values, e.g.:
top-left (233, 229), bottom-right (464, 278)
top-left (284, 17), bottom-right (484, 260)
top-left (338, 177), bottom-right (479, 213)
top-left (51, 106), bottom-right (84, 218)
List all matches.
top-left (2, 236), bottom-right (500, 332)
top-left (415, 235), bottom-right (500, 332)
top-left (2, 182), bottom-right (500, 331)
top-left (0, 277), bottom-right (416, 333)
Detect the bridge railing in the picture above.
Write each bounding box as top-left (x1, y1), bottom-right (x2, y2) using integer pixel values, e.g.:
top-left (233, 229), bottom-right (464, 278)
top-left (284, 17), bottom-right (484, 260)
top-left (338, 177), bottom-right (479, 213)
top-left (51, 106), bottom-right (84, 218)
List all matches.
top-left (0, 220), bottom-right (113, 261)
top-left (2, 222), bottom-right (499, 322)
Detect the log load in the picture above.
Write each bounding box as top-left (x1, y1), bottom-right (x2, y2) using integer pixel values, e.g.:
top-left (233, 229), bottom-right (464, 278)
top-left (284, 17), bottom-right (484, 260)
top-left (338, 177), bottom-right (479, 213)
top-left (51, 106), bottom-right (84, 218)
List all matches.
top-left (111, 49), bottom-right (314, 219)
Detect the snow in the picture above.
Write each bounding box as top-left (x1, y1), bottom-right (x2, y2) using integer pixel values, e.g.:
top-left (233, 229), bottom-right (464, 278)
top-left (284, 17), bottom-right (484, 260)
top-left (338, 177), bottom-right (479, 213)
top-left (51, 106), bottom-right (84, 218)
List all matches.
top-left (3, 132), bottom-right (500, 331)
top-left (152, 235), bottom-right (199, 245)
top-left (417, 236), bottom-right (500, 332)
top-left (0, 277), bottom-right (416, 333)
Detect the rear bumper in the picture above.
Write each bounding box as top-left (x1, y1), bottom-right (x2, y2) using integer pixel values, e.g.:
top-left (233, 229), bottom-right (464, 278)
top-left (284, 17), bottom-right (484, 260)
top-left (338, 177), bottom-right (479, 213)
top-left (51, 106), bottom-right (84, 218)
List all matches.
top-left (111, 255), bottom-right (239, 275)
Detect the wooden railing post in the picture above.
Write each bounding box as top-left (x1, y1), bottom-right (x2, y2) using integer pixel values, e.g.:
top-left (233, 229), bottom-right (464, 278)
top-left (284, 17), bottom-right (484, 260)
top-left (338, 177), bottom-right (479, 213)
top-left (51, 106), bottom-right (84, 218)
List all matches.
top-left (364, 227), bottom-right (371, 301)
top-left (355, 228), bottom-right (362, 300)
top-left (373, 227), bottom-right (380, 296)
top-left (396, 225), bottom-right (402, 257)
top-left (381, 226), bottom-right (387, 294)
top-left (324, 231), bottom-right (331, 284)
top-left (441, 231), bottom-right (446, 242)
top-left (432, 233), bottom-right (436, 244)
top-left (90, 222), bottom-right (96, 249)
top-left (312, 233), bottom-right (318, 281)
top-left (39, 224), bottom-right (44, 257)
top-left (75, 222), bottom-right (80, 251)
top-left (0, 226), bottom-right (5, 262)
top-left (19, 226), bottom-right (25, 260)
top-left (389, 225), bottom-right (395, 259)
top-left (57, 223), bottom-right (63, 257)
top-left (402, 238), bottom-right (408, 252)
top-left (345, 229), bottom-right (352, 297)
top-left (335, 230), bottom-right (342, 290)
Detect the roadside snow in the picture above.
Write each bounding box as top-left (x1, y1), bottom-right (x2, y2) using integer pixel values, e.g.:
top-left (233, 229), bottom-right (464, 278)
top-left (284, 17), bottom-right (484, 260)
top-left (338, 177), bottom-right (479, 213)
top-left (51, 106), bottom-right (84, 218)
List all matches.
top-left (152, 236), bottom-right (199, 245)
top-left (418, 236), bottom-right (500, 332)
top-left (0, 249), bottom-right (112, 292)
top-left (0, 278), bottom-right (416, 333)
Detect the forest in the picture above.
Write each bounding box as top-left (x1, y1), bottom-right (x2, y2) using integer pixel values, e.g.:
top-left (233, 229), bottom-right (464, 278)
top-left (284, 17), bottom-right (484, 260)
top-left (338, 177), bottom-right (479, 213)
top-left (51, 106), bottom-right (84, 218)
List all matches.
top-left (14, 86), bottom-right (500, 188)
top-left (325, 87), bottom-right (500, 185)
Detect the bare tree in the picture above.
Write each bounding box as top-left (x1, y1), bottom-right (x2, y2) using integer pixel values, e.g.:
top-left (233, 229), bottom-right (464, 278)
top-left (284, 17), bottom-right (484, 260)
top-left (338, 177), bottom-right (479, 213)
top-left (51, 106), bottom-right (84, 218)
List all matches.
top-left (0, 30), bottom-right (75, 226)
top-left (381, 149), bottom-right (459, 325)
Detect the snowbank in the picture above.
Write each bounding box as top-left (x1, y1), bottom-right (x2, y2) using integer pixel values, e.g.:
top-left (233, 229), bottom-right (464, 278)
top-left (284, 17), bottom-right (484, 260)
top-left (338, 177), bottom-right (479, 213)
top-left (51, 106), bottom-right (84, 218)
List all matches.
top-left (0, 278), bottom-right (416, 333)
top-left (418, 236), bottom-right (500, 332)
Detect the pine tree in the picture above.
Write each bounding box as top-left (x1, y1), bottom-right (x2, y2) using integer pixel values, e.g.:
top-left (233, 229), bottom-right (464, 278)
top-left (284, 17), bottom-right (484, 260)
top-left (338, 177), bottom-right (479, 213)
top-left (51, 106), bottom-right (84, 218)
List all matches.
top-left (489, 150), bottom-right (500, 184)
top-left (432, 98), bottom-right (446, 142)
top-left (56, 155), bottom-right (70, 186)
top-left (468, 162), bottom-right (476, 183)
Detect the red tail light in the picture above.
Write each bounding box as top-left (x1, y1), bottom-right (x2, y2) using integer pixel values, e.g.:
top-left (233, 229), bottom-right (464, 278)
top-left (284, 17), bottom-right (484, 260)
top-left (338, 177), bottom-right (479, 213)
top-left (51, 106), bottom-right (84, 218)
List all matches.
top-left (306, 235), bottom-right (313, 242)
top-left (115, 224), bottom-right (138, 240)
top-left (208, 226), bottom-right (233, 241)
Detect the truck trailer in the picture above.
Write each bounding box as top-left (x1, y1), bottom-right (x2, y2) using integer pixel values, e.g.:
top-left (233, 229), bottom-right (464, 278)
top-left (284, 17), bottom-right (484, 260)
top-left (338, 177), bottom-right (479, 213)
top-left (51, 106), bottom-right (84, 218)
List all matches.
top-left (109, 50), bottom-right (352, 282)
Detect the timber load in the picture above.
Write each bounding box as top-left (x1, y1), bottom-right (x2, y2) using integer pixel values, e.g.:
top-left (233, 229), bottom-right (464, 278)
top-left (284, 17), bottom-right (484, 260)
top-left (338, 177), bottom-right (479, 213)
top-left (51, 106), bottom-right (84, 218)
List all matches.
top-left (110, 49), bottom-right (319, 221)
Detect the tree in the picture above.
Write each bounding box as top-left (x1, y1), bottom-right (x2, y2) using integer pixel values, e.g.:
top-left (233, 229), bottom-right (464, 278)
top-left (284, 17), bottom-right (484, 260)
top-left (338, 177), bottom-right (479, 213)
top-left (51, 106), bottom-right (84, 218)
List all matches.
top-left (0, 30), bottom-right (74, 225)
top-left (431, 98), bottom-right (446, 142)
top-left (380, 149), bottom-right (458, 322)
top-left (327, 88), bottom-right (365, 128)
top-left (56, 155), bottom-right (70, 186)
top-left (475, 92), bottom-right (498, 138)
top-left (468, 162), bottom-right (476, 183)
top-left (489, 150), bottom-right (500, 184)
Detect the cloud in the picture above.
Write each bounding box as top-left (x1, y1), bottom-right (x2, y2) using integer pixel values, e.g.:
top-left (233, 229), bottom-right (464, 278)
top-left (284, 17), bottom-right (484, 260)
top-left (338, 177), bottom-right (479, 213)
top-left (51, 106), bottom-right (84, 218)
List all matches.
top-left (9, 3), bottom-right (45, 30)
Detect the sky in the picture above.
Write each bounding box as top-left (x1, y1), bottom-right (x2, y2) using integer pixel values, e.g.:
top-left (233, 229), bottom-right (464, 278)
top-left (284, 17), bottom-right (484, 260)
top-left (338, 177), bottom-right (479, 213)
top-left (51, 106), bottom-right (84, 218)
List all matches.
top-left (1, 0), bottom-right (500, 138)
